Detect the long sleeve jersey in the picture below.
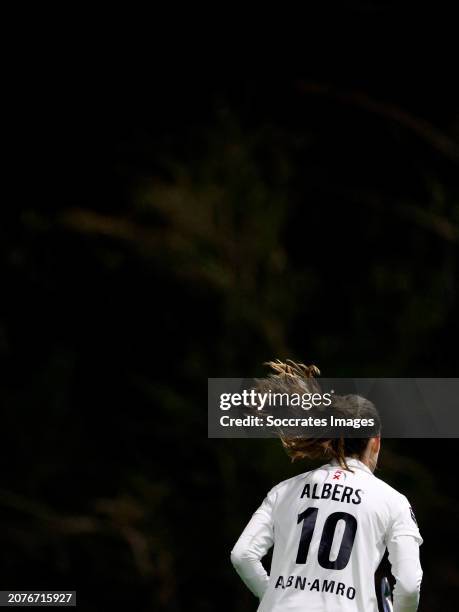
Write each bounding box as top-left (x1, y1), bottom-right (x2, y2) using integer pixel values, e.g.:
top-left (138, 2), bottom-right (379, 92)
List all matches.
top-left (231, 458), bottom-right (422, 611)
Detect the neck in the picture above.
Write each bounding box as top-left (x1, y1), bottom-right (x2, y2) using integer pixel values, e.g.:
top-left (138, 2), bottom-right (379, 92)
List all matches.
top-left (357, 451), bottom-right (377, 472)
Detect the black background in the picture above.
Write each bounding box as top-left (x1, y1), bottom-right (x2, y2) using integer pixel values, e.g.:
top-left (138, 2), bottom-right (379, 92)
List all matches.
top-left (2, 6), bottom-right (458, 610)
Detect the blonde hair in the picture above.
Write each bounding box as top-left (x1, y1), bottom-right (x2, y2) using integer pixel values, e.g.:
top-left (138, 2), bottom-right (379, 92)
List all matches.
top-left (257, 359), bottom-right (380, 471)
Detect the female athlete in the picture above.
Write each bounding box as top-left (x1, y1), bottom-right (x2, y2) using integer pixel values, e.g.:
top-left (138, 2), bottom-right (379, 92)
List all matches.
top-left (231, 360), bottom-right (423, 611)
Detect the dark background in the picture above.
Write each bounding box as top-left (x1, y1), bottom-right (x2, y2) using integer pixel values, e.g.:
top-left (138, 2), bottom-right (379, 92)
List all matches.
top-left (2, 7), bottom-right (459, 610)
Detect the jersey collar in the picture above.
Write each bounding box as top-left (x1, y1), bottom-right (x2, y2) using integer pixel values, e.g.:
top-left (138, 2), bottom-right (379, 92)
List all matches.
top-left (329, 457), bottom-right (373, 475)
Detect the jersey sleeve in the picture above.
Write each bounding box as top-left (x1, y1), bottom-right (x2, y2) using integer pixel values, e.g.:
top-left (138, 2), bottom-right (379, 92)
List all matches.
top-left (387, 495), bottom-right (423, 544)
top-left (386, 496), bottom-right (423, 612)
top-left (230, 488), bottom-right (276, 599)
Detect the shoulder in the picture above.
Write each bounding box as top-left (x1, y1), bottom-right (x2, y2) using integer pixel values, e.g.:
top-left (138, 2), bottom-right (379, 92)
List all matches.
top-left (368, 472), bottom-right (412, 512)
top-left (267, 469), bottom-right (314, 499)
top-left (270, 471), bottom-right (311, 494)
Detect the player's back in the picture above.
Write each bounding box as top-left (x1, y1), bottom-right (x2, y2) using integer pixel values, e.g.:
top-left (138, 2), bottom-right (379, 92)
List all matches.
top-left (258, 458), bottom-right (419, 611)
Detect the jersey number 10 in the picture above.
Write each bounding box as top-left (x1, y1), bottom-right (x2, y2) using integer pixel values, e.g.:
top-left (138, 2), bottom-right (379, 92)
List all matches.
top-left (296, 508), bottom-right (357, 570)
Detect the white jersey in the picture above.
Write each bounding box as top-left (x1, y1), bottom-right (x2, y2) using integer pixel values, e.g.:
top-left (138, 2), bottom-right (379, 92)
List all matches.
top-left (231, 458), bottom-right (422, 612)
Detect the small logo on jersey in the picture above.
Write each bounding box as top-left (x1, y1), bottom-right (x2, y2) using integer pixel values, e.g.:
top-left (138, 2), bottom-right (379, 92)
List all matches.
top-left (333, 470), bottom-right (345, 481)
top-left (409, 506), bottom-right (418, 526)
